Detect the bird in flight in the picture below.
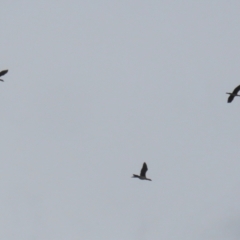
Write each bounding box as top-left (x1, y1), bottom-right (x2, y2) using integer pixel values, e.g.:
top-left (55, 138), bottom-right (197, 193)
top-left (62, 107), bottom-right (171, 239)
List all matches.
top-left (226, 85), bottom-right (240, 103)
top-left (0, 69), bottom-right (8, 82)
top-left (132, 162), bottom-right (152, 181)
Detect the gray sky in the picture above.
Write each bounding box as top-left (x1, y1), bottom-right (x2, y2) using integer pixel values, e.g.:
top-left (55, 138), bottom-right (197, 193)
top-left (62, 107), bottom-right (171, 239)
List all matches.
top-left (1, 1), bottom-right (240, 239)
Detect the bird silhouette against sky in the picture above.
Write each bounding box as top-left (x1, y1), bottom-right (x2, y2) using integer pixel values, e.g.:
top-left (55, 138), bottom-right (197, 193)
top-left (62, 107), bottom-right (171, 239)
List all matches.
top-left (132, 162), bottom-right (152, 181)
top-left (226, 85), bottom-right (240, 103)
top-left (0, 70), bottom-right (8, 82)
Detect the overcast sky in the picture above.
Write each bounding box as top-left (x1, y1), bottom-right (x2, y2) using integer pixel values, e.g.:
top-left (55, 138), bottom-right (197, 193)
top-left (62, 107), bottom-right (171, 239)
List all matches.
top-left (1, 1), bottom-right (240, 239)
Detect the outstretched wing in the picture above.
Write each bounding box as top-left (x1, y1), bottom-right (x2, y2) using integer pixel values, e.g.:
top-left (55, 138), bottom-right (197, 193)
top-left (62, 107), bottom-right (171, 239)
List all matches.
top-left (0, 70), bottom-right (8, 77)
top-left (228, 95), bottom-right (234, 103)
top-left (140, 162), bottom-right (148, 177)
top-left (232, 85), bottom-right (240, 95)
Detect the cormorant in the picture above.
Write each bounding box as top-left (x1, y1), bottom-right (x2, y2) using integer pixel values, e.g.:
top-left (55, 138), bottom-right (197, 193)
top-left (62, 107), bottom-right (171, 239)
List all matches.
top-left (226, 85), bottom-right (240, 103)
top-left (132, 162), bottom-right (152, 181)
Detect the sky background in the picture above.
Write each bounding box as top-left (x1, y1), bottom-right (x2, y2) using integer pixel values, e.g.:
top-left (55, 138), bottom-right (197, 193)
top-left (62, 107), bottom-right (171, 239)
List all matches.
top-left (1, 1), bottom-right (240, 239)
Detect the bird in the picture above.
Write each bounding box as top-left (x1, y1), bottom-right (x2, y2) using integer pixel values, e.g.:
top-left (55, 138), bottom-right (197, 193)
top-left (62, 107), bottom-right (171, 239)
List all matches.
top-left (132, 162), bottom-right (152, 181)
top-left (0, 69), bottom-right (8, 82)
top-left (226, 85), bottom-right (240, 103)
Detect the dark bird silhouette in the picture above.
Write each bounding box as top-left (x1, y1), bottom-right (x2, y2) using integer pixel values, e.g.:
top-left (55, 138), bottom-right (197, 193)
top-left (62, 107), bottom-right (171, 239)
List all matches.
top-left (226, 85), bottom-right (240, 103)
top-left (132, 162), bottom-right (152, 181)
top-left (0, 69), bottom-right (8, 82)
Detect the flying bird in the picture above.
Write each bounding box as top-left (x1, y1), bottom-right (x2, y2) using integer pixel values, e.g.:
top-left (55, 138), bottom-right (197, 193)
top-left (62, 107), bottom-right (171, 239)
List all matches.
top-left (132, 162), bottom-right (152, 181)
top-left (0, 69), bottom-right (8, 82)
top-left (226, 85), bottom-right (240, 103)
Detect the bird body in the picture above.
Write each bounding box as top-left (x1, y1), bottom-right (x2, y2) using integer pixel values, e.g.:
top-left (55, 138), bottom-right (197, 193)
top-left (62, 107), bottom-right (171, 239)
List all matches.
top-left (226, 85), bottom-right (240, 103)
top-left (132, 162), bottom-right (152, 181)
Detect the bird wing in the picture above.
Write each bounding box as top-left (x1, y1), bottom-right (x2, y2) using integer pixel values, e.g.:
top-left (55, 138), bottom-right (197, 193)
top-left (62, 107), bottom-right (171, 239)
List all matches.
top-left (140, 162), bottom-right (148, 177)
top-left (0, 70), bottom-right (8, 77)
top-left (228, 95), bottom-right (234, 103)
top-left (232, 85), bottom-right (240, 95)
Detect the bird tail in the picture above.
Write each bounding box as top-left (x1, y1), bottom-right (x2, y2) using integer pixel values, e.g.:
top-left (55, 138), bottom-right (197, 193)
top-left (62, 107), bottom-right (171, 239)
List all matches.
top-left (132, 174), bottom-right (138, 178)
